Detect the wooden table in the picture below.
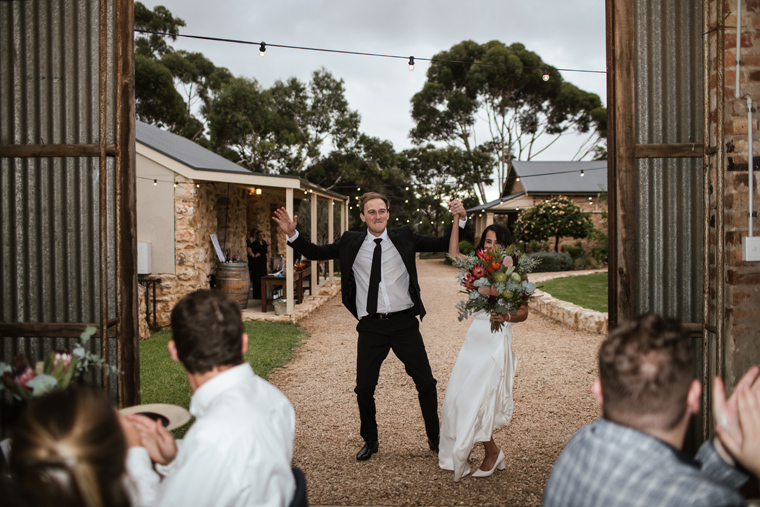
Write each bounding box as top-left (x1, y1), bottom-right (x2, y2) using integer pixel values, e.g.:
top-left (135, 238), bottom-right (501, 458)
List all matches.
top-left (260, 266), bottom-right (310, 312)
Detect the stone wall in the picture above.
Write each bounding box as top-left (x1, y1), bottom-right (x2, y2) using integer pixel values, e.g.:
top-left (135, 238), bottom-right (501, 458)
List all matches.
top-left (708, 0), bottom-right (760, 386)
top-left (141, 176), bottom-right (285, 329)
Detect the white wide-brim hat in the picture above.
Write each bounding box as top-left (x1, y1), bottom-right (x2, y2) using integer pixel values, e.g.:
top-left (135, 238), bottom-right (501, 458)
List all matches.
top-left (119, 403), bottom-right (192, 431)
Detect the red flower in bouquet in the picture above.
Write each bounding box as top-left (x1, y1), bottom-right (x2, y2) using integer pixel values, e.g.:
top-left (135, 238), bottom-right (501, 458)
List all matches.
top-left (452, 244), bottom-right (541, 333)
top-left (471, 264), bottom-right (487, 279)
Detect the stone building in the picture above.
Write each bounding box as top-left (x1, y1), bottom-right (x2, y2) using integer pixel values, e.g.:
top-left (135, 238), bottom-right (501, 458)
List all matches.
top-left (468, 161), bottom-right (607, 247)
top-left (135, 121), bottom-right (347, 336)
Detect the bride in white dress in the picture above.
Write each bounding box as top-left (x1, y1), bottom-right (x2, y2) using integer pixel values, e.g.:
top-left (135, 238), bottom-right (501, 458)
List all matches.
top-left (438, 220), bottom-right (529, 482)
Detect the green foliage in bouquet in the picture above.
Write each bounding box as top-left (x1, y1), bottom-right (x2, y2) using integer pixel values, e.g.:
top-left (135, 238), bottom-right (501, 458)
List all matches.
top-left (450, 244), bottom-right (540, 330)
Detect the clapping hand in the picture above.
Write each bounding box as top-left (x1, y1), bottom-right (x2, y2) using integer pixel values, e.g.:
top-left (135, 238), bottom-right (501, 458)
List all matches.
top-left (126, 414), bottom-right (179, 466)
top-left (712, 365), bottom-right (760, 467)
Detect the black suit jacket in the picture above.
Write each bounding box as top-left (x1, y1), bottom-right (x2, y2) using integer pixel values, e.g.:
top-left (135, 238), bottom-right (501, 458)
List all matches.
top-left (289, 225), bottom-right (460, 320)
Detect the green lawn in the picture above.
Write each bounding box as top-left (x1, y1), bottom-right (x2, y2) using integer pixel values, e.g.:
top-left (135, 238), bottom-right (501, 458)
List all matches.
top-left (139, 321), bottom-right (306, 436)
top-left (537, 272), bottom-right (608, 313)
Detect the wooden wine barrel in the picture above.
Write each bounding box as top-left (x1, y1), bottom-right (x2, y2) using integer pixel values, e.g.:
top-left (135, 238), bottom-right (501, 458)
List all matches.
top-left (216, 262), bottom-right (250, 309)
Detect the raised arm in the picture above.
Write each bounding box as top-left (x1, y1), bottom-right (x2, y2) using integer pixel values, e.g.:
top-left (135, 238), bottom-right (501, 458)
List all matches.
top-left (447, 199), bottom-right (467, 260)
top-left (272, 207), bottom-right (298, 239)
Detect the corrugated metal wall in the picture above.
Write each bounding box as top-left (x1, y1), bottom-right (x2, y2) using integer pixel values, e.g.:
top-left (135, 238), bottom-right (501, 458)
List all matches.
top-left (0, 0), bottom-right (131, 403)
top-left (633, 0), bottom-right (704, 323)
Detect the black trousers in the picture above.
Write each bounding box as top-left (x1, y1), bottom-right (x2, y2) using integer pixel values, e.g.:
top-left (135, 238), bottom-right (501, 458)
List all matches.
top-left (354, 314), bottom-right (439, 443)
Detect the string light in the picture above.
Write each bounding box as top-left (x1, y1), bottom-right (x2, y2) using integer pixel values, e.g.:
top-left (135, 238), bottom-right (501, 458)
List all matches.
top-left (259, 42), bottom-right (266, 57)
top-left (542, 67), bottom-right (550, 81)
top-left (516, 177), bottom-right (521, 182)
top-left (133, 29), bottom-right (607, 76)
top-left (408, 56), bottom-right (415, 71)
top-left (256, 188), bottom-right (262, 195)
top-left (153, 179), bottom-right (157, 186)
top-left (174, 181), bottom-right (177, 187)
top-left (196, 183), bottom-right (200, 188)
top-left (580, 170), bottom-right (585, 177)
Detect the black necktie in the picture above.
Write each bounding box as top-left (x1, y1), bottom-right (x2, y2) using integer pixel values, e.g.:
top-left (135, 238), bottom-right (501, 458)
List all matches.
top-left (366, 238), bottom-right (382, 315)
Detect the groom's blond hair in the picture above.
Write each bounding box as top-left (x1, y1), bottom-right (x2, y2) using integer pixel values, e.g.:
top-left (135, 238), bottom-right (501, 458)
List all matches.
top-left (359, 192), bottom-right (389, 214)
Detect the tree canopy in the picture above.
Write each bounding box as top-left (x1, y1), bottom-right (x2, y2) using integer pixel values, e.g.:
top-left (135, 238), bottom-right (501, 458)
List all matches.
top-left (410, 40), bottom-right (607, 203)
top-left (513, 196), bottom-right (593, 252)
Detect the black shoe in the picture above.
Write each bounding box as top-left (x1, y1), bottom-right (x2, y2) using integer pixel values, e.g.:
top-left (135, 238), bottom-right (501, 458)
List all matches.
top-left (428, 436), bottom-right (440, 453)
top-left (356, 440), bottom-right (378, 461)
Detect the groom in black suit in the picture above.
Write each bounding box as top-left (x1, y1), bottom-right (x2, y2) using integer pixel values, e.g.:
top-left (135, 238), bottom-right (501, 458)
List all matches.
top-left (273, 192), bottom-right (466, 461)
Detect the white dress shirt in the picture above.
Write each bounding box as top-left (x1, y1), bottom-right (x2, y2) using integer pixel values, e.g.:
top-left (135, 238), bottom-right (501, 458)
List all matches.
top-left (354, 229), bottom-right (413, 318)
top-left (126, 363), bottom-right (296, 507)
top-left (287, 218), bottom-right (466, 319)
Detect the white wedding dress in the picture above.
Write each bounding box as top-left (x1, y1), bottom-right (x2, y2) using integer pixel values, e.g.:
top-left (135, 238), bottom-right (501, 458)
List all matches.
top-left (438, 310), bottom-right (517, 481)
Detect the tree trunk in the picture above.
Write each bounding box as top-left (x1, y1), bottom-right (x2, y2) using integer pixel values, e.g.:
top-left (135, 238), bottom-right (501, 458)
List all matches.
top-left (554, 236), bottom-right (560, 252)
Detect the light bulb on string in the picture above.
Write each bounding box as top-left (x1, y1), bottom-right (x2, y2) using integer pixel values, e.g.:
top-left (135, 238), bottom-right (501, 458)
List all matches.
top-left (256, 188), bottom-right (261, 195)
top-left (516, 177), bottom-right (520, 182)
top-left (153, 179), bottom-right (157, 186)
top-left (174, 181), bottom-right (177, 188)
top-left (408, 56), bottom-right (415, 71)
top-left (196, 183), bottom-right (200, 188)
top-left (259, 42), bottom-right (266, 57)
top-left (580, 170), bottom-right (585, 177)
top-left (542, 68), bottom-right (550, 81)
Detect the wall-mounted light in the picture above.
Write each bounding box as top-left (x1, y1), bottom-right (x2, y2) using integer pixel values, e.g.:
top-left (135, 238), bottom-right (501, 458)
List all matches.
top-left (408, 56), bottom-right (415, 71)
top-left (259, 42), bottom-right (266, 57)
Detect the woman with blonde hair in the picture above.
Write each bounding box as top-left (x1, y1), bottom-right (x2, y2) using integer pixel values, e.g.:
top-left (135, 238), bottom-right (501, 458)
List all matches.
top-left (8, 386), bottom-right (131, 507)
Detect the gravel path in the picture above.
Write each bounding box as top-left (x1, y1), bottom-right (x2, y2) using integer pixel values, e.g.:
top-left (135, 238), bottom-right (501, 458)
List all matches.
top-left (269, 258), bottom-right (604, 506)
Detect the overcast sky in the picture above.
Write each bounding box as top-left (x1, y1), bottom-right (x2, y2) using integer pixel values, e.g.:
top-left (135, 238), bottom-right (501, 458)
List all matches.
top-left (140, 0), bottom-right (607, 201)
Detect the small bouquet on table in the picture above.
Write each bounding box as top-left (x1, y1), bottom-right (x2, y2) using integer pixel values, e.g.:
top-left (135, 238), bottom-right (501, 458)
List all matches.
top-left (451, 245), bottom-right (540, 333)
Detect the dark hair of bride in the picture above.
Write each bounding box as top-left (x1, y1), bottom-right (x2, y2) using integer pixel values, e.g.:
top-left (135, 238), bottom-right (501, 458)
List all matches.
top-left (476, 223), bottom-right (515, 251)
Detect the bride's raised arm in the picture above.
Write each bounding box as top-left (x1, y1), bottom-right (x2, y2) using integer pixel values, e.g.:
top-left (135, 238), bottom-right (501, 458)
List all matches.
top-left (448, 212), bottom-right (467, 260)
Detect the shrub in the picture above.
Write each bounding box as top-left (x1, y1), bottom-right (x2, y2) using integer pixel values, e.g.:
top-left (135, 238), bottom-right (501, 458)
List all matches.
top-left (526, 240), bottom-right (550, 253)
top-left (574, 255), bottom-right (601, 270)
top-left (459, 239), bottom-right (475, 255)
top-left (561, 244), bottom-right (586, 260)
top-left (525, 251), bottom-right (574, 272)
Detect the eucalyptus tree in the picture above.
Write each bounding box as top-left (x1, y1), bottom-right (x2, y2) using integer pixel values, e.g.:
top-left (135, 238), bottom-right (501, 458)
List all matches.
top-left (411, 40), bottom-right (606, 203)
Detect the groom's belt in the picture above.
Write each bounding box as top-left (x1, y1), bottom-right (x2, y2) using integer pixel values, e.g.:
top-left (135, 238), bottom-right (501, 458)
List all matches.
top-left (364, 307), bottom-right (416, 320)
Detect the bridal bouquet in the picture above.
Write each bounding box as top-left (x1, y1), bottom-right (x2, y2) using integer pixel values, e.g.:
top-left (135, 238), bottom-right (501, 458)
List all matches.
top-left (451, 245), bottom-right (540, 332)
top-left (0, 326), bottom-right (118, 401)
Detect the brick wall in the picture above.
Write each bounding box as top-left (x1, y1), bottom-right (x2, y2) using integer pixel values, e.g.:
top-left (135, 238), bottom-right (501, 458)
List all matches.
top-left (712, 0), bottom-right (760, 386)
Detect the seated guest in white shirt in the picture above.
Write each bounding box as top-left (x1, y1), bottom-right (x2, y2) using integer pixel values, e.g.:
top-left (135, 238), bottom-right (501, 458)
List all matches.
top-left (124, 289), bottom-right (296, 507)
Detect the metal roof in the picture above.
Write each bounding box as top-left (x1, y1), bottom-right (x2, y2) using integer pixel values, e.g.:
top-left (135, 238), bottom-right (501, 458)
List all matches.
top-left (468, 191), bottom-right (527, 212)
top-left (136, 120), bottom-right (259, 176)
top-left (511, 161), bottom-right (607, 194)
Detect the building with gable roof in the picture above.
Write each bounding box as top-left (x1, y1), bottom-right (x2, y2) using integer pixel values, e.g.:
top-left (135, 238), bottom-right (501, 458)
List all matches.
top-left (467, 161), bottom-right (607, 246)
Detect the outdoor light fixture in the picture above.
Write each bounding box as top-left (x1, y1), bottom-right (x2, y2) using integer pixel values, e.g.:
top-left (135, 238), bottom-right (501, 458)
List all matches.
top-left (256, 188), bottom-right (262, 195)
top-left (196, 183), bottom-right (200, 188)
top-left (580, 170), bottom-right (585, 177)
top-left (174, 181), bottom-right (177, 188)
top-left (542, 68), bottom-right (550, 81)
top-left (408, 56), bottom-right (415, 71)
top-left (153, 179), bottom-right (157, 186)
top-left (516, 177), bottom-right (520, 182)
top-left (259, 42), bottom-right (266, 57)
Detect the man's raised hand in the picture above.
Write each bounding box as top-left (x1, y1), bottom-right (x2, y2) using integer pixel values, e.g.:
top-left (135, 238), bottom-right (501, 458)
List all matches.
top-left (713, 365), bottom-right (760, 465)
top-left (448, 199), bottom-right (466, 220)
top-left (272, 207), bottom-right (298, 238)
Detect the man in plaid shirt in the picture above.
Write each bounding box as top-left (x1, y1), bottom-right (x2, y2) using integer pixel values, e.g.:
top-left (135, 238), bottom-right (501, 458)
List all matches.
top-left (543, 313), bottom-right (756, 507)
